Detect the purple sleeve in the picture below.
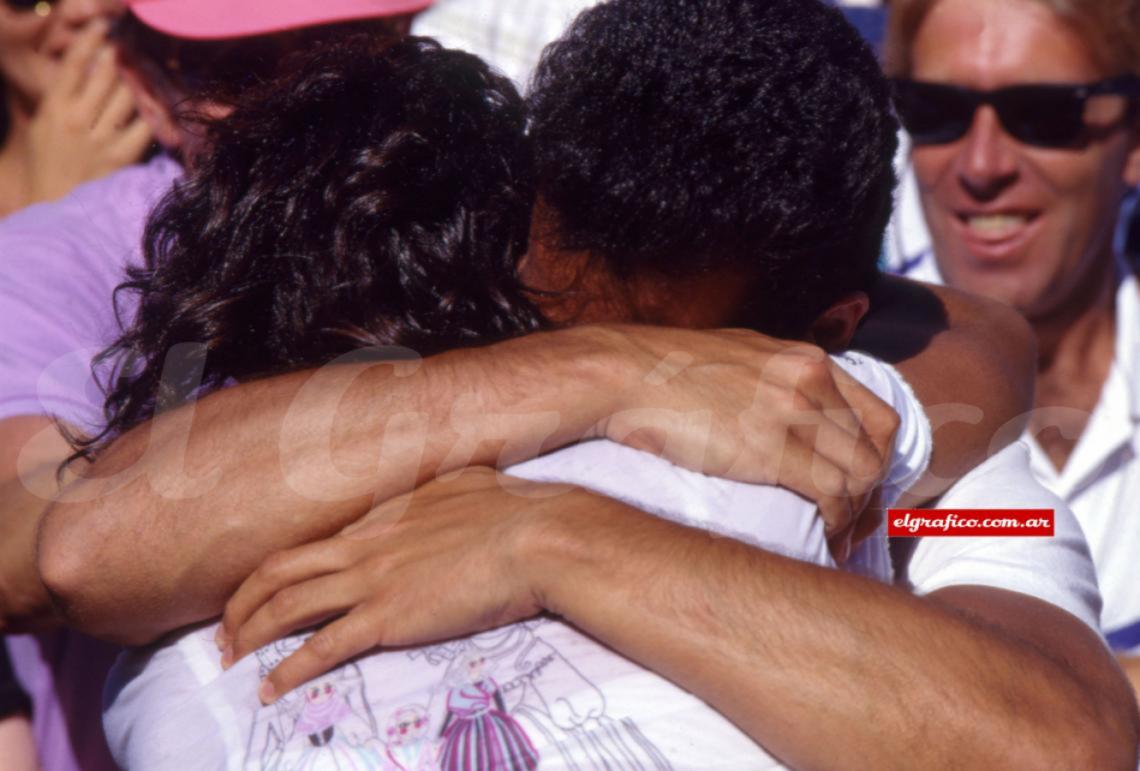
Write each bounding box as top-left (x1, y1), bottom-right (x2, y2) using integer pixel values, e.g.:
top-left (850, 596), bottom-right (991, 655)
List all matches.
top-left (0, 157), bottom-right (181, 432)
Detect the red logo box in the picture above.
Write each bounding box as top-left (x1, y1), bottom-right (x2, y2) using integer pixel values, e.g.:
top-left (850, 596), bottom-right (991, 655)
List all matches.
top-left (887, 509), bottom-right (1055, 537)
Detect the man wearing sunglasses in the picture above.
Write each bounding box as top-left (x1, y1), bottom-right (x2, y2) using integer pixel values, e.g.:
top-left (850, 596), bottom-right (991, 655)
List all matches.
top-left (886, 0), bottom-right (1140, 700)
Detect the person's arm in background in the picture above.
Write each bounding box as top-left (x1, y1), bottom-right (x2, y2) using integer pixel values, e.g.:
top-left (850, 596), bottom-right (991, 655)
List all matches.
top-left (39, 324), bottom-right (892, 643)
top-left (220, 469), bottom-right (1139, 771)
top-left (0, 716), bottom-right (37, 771)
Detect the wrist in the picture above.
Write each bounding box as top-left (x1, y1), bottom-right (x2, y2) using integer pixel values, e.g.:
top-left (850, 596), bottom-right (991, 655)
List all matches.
top-left (507, 483), bottom-right (600, 616)
top-left (557, 324), bottom-right (645, 439)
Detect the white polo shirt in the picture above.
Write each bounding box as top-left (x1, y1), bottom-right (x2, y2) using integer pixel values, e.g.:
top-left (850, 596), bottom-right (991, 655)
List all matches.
top-left (1023, 275), bottom-right (1140, 652)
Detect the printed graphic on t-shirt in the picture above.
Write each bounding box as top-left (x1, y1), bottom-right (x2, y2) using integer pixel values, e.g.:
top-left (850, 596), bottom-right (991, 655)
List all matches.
top-left (246, 637), bottom-right (386, 769)
top-left (245, 621), bottom-right (673, 770)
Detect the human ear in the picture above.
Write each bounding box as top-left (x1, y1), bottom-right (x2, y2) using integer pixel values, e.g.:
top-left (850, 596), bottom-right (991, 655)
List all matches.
top-left (808, 291), bottom-right (871, 352)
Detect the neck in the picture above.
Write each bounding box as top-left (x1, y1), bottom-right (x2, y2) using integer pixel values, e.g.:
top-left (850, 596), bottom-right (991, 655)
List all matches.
top-left (1031, 254), bottom-right (1118, 379)
top-left (1026, 253), bottom-right (1118, 472)
top-left (0, 89), bottom-right (37, 217)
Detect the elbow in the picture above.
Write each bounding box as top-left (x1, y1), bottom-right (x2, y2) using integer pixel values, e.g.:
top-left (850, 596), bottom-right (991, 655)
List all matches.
top-left (36, 503), bottom-right (101, 633)
top-left (1088, 681), bottom-right (1140, 771)
top-left (1059, 716), bottom-right (1139, 771)
top-left (1038, 672), bottom-right (1140, 771)
top-left (36, 503), bottom-right (159, 647)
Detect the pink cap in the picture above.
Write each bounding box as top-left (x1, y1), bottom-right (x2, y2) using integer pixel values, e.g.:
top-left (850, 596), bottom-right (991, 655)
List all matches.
top-left (124, 0), bottom-right (434, 40)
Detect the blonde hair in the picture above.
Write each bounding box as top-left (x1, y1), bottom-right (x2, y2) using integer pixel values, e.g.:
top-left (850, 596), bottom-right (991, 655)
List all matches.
top-left (885, 0), bottom-right (1140, 77)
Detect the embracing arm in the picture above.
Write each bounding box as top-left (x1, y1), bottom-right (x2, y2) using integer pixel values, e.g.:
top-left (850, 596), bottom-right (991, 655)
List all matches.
top-left (529, 498), bottom-right (1136, 770)
top-left (38, 327), bottom-right (622, 642)
top-left (38, 277), bottom-right (1032, 644)
top-left (220, 472), bottom-right (1139, 770)
top-left (40, 324), bottom-right (888, 644)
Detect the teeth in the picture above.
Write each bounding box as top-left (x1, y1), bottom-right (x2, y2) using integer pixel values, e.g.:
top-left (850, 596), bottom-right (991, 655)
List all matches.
top-left (965, 214), bottom-right (1029, 238)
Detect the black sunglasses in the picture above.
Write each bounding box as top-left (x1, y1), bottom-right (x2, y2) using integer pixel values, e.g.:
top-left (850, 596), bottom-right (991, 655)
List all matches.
top-left (3, 0), bottom-right (54, 14)
top-left (890, 76), bottom-right (1140, 148)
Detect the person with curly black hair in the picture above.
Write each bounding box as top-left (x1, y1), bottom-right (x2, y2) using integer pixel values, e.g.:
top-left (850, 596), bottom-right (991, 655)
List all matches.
top-left (76, 33), bottom-right (543, 451)
top-left (524, 0), bottom-right (895, 340)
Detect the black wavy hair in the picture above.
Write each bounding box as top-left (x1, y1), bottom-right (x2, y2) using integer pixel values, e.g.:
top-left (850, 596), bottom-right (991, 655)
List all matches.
top-left (73, 35), bottom-right (542, 459)
top-left (528, 0), bottom-right (899, 337)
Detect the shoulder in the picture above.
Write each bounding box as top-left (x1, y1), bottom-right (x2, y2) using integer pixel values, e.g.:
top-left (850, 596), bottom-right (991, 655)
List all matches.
top-left (907, 443), bottom-right (1102, 634)
top-left (0, 156), bottom-right (182, 274)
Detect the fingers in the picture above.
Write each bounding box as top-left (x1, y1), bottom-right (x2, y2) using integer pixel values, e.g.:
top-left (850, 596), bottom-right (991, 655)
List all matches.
top-left (259, 609), bottom-right (382, 704)
top-left (219, 543), bottom-right (352, 650)
top-left (224, 572), bottom-right (360, 666)
top-left (73, 46), bottom-right (120, 122)
top-left (850, 487), bottom-right (886, 547)
top-left (827, 527), bottom-right (854, 564)
top-left (763, 432), bottom-right (857, 534)
top-left (106, 116), bottom-right (154, 166)
top-left (91, 82), bottom-right (135, 136)
top-left (789, 415), bottom-right (884, 495)
top-left (830, 363), bottom-right (901, 461)
top-left (53, 20), bottom-right (110, 99)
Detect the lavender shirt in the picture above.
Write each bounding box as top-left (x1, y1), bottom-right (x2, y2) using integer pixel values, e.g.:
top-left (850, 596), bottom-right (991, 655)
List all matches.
top-left (1, 155), bottom-right (181, 771)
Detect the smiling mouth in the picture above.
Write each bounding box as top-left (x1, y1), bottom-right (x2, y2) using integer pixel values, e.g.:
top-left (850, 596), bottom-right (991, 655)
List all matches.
top-left (949, 210), bottom-right (1042, 263)
top-left (958, 212), bottom-right (1038, 239)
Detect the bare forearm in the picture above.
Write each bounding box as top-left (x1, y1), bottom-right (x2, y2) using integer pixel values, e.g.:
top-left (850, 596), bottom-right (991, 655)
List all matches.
top-left (525, 496), bottom-right (1137, 769)
top-left (40, 327), bottom-right (626, 643)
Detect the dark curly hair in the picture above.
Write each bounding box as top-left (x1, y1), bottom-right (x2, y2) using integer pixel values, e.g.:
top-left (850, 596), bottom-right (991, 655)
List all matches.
top-left (528, 0), bottom-right (899, 337)
top-left (74, 35), bottom-right (542, 459)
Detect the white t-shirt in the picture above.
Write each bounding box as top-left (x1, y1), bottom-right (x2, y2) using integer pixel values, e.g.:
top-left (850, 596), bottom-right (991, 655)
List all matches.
top-left (103, 353), bottom-right (929, 771)
top-left (905, 442), bottom-right (1103, 635)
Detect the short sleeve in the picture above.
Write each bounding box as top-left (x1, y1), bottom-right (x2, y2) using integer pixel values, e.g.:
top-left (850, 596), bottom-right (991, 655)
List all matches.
top-left (830, 351), bottom-right (933, 506)
top-left (905, 443), bottom-right (1103, 635)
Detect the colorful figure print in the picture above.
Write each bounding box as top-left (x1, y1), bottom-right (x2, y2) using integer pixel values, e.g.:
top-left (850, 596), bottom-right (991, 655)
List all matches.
top-left (424, 625), bottom-right (672, 771)
top-left (245, 638), bottom-right (385, 770)
top-left (384, 705), bottom-right (441, 771)
top-left (438, 653), bottom-right (539, 771)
